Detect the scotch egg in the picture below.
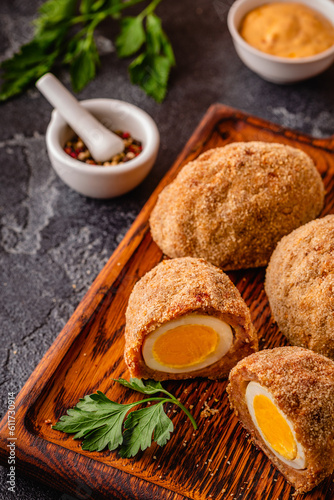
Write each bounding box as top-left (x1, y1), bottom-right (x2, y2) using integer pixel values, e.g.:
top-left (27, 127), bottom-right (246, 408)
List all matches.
top-left (227, 347), bottom-right (334, 494)
top-left (245, 381), bottom-right (306, 469)
top-left (149, 142), bottom-right (324, 270)
top-left (142, 314), bottom-right (233, 373)
top-left (124, 257), bottom-right (258, 381)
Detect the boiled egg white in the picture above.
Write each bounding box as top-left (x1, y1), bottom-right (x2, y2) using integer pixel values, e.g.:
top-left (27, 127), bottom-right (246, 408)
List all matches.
top-left (246, 381), bottom-right (306, 469)
top-left (142, 314), bottom-right (233, 373)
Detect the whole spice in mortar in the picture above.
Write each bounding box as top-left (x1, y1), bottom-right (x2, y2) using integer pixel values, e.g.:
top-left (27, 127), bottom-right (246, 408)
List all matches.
top-left (64, 131), bottom-right (143, 166)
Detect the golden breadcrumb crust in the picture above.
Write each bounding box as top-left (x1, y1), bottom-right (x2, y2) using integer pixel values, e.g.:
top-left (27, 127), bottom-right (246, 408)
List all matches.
top-left (265, 215), bottom-right (334, 360)
top-left (227, 347), bottom-right (334, 493)
top-left (150, 142), bottom-right (324, 270)
top-left (124, 257), bottom-right (258, 380)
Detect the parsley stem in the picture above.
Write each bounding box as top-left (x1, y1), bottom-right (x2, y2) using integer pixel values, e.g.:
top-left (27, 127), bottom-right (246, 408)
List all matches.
top-left (129, 397), bottom-right (167, 406)
top-left (69, 0), bottom-right (146, 26)
top-left (130, 394), bottom-right (197, 430)
top-left (138, 0), bottom-right (163, 20)
top-left (170, 399), bottom-right (198, 430)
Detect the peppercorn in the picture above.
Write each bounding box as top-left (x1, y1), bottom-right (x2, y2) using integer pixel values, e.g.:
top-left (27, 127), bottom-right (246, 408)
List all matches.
top-left (63, 131), bottom-right (142, 166)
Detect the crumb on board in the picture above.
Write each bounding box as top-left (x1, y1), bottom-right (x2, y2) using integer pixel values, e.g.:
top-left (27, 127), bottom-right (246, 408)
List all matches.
top-left (200, 401), bottom-right (219, 418)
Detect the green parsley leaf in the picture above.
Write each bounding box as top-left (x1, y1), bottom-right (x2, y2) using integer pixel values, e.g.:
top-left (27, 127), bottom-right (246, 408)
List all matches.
top-left (119, 402), bottom-right (173, 457)
top-left (116, 16), bottom-right (146, 58)
top-left (129, 52), bottom-right (171, 102)
top-left (34, 0), bottom-right (76, 35)
top-left (69, 37), bottom-right (100, 92)
top-left (53, 379), bottom-right (196, 457)
top-left (153, 403), bottom-right (175, 446)
top-left (127, 12), bottom-right (175, 102)
top-left (0, 39), bottom-right (61, 101)
top-left (146, 13), bottom-right (162, 54)
top-left (116, 377), bottom-right (165, 395)
top-left (0, 0), bottom-right (175, 102)
top-left (146, 13), bottom-right (175, 65)
top-left (53, 391), bottom-right (133, 451)
top-left (0, 0), bottom-right (71, 102)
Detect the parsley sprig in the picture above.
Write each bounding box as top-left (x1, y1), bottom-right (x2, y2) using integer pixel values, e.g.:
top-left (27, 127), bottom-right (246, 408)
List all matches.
top-left (0, 0), bottom-right (175, 102)
top-left (53, 378), bottom-right (197, 458)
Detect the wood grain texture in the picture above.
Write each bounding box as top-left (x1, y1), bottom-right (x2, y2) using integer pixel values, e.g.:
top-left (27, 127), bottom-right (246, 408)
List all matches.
top-left (1, 104), bottom-right (334, 500)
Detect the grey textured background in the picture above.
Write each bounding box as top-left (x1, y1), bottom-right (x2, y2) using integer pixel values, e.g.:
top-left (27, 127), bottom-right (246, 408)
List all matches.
top-left (1, 0), bottom-right (334, 499)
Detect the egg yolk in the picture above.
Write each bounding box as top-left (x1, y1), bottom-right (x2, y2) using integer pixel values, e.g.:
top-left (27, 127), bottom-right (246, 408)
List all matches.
top-left (152, 324), bottom-right (218, 368)
top-left (253, 394), bottom-right (297, 460)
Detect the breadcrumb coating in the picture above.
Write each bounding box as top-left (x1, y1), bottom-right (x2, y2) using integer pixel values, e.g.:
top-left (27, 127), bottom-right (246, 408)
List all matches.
top-left (265, 215), bottom-right (334, 360)
top-left (227, 346), bottom-right (334, 493)
top-left (150, 142), bottom-right (324, 270)
top-left (124, 257), bottom-right (258, 380)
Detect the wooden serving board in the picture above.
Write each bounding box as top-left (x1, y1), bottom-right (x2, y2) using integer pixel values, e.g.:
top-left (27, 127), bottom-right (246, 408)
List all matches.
top-left (1, 104), bottom-right (334, 500)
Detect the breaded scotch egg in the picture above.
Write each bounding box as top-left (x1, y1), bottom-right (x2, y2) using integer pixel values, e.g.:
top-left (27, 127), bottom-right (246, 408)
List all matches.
top-left (265, 215), bottom-right (334, 360)
top-left (124, 257), bottom-right (258, 380)
top-left (227, 347), bottom-right (334, 493)
top-left (150, 142), bottom-right (324, 270)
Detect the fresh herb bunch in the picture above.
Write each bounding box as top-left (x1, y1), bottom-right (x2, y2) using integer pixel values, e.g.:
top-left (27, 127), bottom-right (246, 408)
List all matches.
top-left (0, 0), bottom-right (175, 102)
top-left (53, 378), bottom-right (197, 458)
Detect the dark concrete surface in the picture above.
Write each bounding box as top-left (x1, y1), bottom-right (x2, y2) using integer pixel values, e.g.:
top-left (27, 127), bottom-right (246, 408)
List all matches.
top-left (1, 0), bottom-right (334, 499)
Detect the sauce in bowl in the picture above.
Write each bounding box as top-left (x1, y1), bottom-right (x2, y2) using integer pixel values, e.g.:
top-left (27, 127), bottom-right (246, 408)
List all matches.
top-left (240, 2), bottom-right (334, 58)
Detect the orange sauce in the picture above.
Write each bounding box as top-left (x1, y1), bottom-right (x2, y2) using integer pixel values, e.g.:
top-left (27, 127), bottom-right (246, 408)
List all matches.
top-left (240, 3), bottom-right (334, 58)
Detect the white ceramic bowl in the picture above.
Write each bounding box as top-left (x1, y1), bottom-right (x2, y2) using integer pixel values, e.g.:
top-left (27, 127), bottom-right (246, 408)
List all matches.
top-left (46, 98), bottom-right (160, 198)
top-left (227, 0), bottom-right (334, 83)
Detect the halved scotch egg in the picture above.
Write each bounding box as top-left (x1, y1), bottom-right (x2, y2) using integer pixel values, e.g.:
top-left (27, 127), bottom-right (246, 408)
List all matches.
top-left (227, 347), bottom-right (334, 494)
top-left (142, 314), bottom-right (233, 373)
top-left (124, 257), bottom-right (258, 381)
top-left (245, 382), bottom-right (306, 469)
